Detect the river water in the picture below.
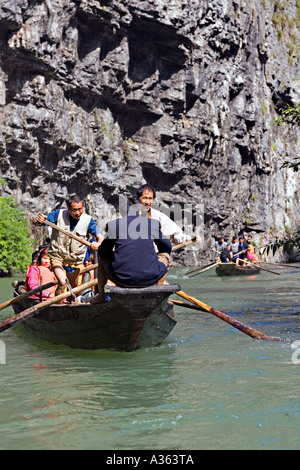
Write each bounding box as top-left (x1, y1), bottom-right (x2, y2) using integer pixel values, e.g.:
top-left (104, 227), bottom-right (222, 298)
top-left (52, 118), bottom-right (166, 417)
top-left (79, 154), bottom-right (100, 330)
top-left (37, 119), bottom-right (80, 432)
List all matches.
top-left (0, 265), bottom-right (300, 451)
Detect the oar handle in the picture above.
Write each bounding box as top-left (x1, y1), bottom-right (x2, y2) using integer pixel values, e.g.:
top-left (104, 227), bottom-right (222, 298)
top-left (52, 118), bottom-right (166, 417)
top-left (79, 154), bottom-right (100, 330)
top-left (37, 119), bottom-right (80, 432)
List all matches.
top-left (42, 220), bottom-right (93, 249)
top-left (172, 236), bottom-right (197, 252)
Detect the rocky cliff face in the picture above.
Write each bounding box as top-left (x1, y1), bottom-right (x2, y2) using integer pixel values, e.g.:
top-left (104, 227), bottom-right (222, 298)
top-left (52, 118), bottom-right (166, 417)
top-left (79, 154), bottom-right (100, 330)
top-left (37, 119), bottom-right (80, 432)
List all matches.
top-left (0, 0), bottom-right (299, 264)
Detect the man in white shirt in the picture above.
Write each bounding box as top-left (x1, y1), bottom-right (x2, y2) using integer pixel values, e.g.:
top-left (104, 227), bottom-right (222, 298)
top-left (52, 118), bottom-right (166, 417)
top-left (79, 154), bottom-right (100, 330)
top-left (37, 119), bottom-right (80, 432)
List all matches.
top-left (135, 184), bottom-right (192, 245)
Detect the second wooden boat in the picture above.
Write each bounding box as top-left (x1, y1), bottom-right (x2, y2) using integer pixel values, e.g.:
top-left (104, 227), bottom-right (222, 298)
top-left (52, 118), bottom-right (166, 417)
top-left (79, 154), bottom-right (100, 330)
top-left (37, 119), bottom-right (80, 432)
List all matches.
top-left (216, 263), bottom-right (261, 276)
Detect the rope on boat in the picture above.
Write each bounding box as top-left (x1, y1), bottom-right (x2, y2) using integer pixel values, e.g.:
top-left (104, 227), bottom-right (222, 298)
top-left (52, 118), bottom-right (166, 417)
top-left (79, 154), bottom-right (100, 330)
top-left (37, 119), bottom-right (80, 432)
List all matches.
top-left (66, 279), bottom-right (76, 303)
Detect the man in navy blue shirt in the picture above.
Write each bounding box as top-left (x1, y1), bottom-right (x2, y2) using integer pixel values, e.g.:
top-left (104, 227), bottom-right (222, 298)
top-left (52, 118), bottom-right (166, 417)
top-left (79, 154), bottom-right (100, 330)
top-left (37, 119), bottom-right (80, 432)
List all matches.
top-left (237, 237), bottom-right (249, 266)
top-left (91, 202), bottom-right (172, 303)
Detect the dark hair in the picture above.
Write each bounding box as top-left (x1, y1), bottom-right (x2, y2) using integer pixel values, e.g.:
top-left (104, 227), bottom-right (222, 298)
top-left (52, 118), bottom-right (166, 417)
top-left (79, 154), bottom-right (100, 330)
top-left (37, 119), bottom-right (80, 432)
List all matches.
top-left (127, 196), bottom-right (139, 212)
top-left (38, 243), bottom-right (50, 251)
top-left (128, 196), bottom-right (139, 205)
top-left (136, 184), bottom-right (156, 199)
top-left (37, 247), bottom-right (49, 265)
top-left (31, 250), bottom-right (39, 263)
top-left (66, 194), bottom-right (85, 207)
top-left (86, 253), bottom-right (94, 263)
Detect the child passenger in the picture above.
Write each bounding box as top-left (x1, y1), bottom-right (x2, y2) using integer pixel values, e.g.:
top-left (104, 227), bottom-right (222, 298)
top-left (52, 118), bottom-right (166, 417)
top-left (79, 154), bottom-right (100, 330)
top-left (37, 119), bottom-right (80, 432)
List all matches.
top-left (25, 247), bottom-right (56, 299)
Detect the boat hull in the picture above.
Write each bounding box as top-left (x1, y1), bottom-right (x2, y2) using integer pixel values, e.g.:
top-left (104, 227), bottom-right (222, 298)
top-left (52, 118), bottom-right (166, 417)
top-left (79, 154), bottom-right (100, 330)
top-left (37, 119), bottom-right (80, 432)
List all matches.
top-left (12, 284), bottom-right (180, 351)
top-left (216, 263), bottom-right (261, 276)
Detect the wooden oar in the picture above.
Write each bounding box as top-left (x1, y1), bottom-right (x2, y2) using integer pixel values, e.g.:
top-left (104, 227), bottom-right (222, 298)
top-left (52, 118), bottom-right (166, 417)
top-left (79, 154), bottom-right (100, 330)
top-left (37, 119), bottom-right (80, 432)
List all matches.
top-left (186, 261), bottom-right (216, 275)
top-left (188, 262), bottom-right (220, 278)
top-left (169, 299), bottom-right (206, 312)
top-left (212, 248), bottom-right (248, 258)
top-left (263, 262), bottom-right (300, 269)
top-left (42, 220), bottom-right (93, 249)
top-left (175, 290), bottom-right (283, 342)
top-left (0, 279), bottom-right (98, 333)
top-left (0, 263), bottom-right (98, 312)
top-left (244, 259), bottom-right (280, 275)
top-left (171, 236), bottom-right (197, 252)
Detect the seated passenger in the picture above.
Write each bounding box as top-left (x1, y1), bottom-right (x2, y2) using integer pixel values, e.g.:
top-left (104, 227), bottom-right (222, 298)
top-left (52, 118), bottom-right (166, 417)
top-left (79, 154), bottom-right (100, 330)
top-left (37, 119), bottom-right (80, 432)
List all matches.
top-left (237, 237), bottom-right (249, 266)
top-left (231, 236), bottom-right (239, 264)
top-left (25, 247), bottom-right (56, 300)
top-left (247, 244), bottom-right (259, 264)
top-left (220, 243), bottom-right (233, 263)
top-left (91, 202), bottom-right (172, 303)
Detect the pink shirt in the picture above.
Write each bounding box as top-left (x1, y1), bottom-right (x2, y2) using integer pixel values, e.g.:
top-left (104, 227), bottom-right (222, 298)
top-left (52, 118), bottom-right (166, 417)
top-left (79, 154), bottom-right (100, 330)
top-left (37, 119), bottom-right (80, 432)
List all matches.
top-left (25, 265), bottom-right (56, 299)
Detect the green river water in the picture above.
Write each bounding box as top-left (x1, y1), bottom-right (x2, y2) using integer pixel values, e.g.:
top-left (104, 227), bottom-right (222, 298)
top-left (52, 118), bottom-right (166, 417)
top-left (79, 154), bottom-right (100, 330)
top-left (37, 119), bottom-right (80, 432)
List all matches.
top-left (0, 266), bottom-right (299, 451)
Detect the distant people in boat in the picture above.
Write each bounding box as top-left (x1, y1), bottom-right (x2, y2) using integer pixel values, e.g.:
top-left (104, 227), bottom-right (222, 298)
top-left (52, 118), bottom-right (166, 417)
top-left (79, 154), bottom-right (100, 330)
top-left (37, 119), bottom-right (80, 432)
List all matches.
top-left (25, 247), bottom-right (56, 300)
top-left (90, 202), bottom-right (172, 303)
top-left (214, 237), bottom-right (226, 262)
top-left (247, 235), bottom-right (257, 249)
top-left (231, 236), bottom-right (239, 264)
top-left (247, 244), bottom-right (259, 265)
top-left (135, 184), bottom-right (200, 246)
top-left (34, 194), bottom-right (104, 301)
top-left (220, 243), bottom-right (233, 263)
top-left (237, 237), bottom-right (249, 266)
top-left (215, 236), bottom-right (227, 261)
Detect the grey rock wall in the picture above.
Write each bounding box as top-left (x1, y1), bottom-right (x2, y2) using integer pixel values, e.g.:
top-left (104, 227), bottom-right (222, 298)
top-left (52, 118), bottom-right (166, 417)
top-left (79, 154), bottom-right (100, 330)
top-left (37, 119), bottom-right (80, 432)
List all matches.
top-left (0, 0), bottom-right (299, 264)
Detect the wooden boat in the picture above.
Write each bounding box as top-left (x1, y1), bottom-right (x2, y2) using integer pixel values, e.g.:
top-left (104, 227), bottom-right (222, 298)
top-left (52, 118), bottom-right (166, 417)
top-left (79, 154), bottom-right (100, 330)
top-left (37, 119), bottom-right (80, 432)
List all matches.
top-left (11, 281), bottom-right (181, 351)
top-left (216, 263), bottom-right (261, 276)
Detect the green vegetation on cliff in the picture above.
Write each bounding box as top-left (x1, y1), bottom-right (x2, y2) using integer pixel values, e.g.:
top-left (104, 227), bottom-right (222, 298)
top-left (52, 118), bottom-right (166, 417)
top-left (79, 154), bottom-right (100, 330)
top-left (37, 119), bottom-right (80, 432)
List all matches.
top-left (0, 178), bottom-right (33, 275)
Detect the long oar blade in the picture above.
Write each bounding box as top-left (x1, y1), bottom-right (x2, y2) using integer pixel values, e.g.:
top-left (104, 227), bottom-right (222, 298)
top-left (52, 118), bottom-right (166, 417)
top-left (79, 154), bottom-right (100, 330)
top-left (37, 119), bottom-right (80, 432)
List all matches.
top-left (175, 290), bottom-right (283, 342)
top-left (186, 261), bottom-right (216, 275)
top-left (263, 262), bottom-right (300, 269)
top-left (243, 258), bottom-right (280, 275)
top-left (188, 262), bottom-right (219, 278)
